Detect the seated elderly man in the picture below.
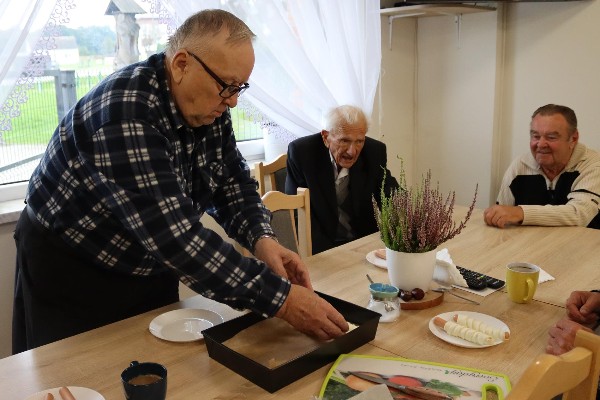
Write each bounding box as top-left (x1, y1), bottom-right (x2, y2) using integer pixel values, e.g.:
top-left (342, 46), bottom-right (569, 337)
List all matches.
top-left (484, 104), bottom-right (600, 229)
top-left (285, 105), bottom-right (398, 254)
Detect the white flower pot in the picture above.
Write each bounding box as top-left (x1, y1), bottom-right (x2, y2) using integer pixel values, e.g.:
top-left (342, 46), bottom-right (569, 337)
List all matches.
top-left (386, 247), bottom-right (437, 292)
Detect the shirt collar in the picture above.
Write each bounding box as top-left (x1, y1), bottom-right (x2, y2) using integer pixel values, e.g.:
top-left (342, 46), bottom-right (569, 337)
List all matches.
top-left (328, 151), bottom-right (349, 180)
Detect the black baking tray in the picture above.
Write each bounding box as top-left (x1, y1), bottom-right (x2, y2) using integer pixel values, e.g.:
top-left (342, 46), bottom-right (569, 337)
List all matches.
top-left (202, 291), bottom-right (380, 393)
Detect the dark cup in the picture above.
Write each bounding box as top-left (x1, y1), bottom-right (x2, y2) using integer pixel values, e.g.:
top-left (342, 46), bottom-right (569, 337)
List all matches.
top-left (121, 360), bottom-right (167, 400)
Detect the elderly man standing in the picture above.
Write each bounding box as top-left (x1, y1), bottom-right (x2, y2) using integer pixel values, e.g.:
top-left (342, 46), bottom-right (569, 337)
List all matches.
top-left (484, 104), bottom-right (600, 229)
top-left (285, 105), bottom-right (398, 254)
top-left (12, 9), bottom-right (348, 353)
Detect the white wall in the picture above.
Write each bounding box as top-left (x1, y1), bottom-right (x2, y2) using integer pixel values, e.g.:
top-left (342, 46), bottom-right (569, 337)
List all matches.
top-left (376, 9), bottom-right (501, 208)
top-left (502, 1), bottom-right (600, 182)
top-left (372, 15), bottom-right (416, 180)
top-left (379, 1), bottom-right (600, 209)
top-left (416, 10), bottom-right (500, 207)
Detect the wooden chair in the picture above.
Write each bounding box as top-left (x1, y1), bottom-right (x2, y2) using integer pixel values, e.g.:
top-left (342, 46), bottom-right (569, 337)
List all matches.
top-left (261, 188), bottom-right (312, 258)
top-left (254, 153), bottom-right (288, 196)
top-left (506, 329), bottom-right (600, 400)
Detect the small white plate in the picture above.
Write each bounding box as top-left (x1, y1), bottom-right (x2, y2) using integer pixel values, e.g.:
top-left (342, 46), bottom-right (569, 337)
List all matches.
top-left (429, 311), bottom-right (509, 349)
top-left (366, 249), bottom-right (387, 269)
top-left (25, 386), bottom-right (104, 400)
top-left (149, 308), bottom-right (223, 342)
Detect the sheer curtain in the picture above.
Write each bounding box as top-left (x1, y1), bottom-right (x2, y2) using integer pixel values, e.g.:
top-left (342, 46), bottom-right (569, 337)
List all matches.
top-left (1, 0), bottom-right (381, 144)
top-left (0, 0), bottom-right (75, 132)
top-left (159, 0), bottom-right (381, 141)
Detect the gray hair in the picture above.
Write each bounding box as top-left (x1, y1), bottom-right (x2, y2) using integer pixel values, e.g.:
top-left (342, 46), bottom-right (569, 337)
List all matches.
top-left (532, 104), bottom-right (578, 136)
top-left (165, 9), bottom-right (255, 57)
top-left (324, 105), bottom-right (369, 134)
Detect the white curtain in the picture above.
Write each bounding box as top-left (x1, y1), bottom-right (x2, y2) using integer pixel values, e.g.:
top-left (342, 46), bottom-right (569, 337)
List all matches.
top-left (159, 0), bottom-right (382, 139)
top-left (1, 0), bottom-right (381, 140)
top-left (0, 0), bottom-right (75, 131)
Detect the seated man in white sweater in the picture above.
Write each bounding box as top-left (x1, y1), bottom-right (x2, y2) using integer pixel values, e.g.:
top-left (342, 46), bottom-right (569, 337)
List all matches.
top-left (484, 104), bottom-right (600, 229)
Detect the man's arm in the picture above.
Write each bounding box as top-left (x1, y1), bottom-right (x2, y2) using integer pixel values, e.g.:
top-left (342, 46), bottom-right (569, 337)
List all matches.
top-left (368, 139), bottom-right (399, 205)
top-left (521, 161), bottom-right (600, 227)
top-left (483, 205), bottom-right (524, 228)
top-left (565, 290), bottom-right (600, 327)
top-left (546, 291), bottom-right (600, 355)
top-left (381, 166), bottom-right (399, 196)
top-left (484, 157), bottom-right (523, 228)
top-left (284, 141), bottom-right (305, 195)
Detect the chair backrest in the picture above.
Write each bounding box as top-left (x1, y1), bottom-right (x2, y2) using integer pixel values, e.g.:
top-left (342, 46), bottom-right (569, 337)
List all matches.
top-left (255, 153), bottom-right (287, 196)
top-left (261, 188), bottom-right (312, 258)
top-left (507, 329), bottom-right (600, 400)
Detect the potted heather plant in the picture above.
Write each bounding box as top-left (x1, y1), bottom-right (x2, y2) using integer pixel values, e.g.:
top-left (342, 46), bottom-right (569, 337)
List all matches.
top-left (372, 163), bottom-right (478, 292)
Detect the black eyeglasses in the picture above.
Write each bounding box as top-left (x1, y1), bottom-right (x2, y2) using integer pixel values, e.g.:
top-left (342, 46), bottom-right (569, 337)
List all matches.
top-left (187, 50), bottom-right (249, 99)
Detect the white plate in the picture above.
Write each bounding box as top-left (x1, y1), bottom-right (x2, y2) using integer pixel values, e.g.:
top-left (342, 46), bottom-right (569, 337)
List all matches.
top-left (149, 308), bottom-right (223, 342)
top-left (429, 311), bottom-right (509, 348)
top-left (366, 249), bottom-right (387, 269)
top-left (25, 386), bottom-right (104, 400)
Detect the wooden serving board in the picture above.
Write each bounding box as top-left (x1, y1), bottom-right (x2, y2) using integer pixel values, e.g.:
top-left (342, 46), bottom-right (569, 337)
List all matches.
top-left (399, 290), bottom-right (444, 310)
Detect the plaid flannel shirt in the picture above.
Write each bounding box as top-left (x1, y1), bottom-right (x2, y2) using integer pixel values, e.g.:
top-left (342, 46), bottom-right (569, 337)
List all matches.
top-left (25, 52), bottom-right (289, 317)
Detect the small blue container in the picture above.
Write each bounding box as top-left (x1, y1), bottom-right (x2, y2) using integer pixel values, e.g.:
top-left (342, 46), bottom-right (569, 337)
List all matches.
top-left (369, 283), bottom-right (399, 300)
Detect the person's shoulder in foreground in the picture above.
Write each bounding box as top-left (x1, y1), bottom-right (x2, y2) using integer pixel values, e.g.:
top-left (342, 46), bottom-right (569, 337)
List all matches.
top-left (484, 103), bottom-right (600, 229)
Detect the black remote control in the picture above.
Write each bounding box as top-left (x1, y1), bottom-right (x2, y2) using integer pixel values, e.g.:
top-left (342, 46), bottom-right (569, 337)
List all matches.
top-left (456, 266), bottom-right (505, 290)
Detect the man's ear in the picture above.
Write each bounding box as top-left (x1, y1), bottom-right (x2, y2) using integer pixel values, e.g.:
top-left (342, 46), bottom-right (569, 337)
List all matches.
top-left (169, 51), bottom-right (189, 84)
top-left (321, 130), bottom-right (329, 147)
top-left (571, 129), bottom-right (579, 148)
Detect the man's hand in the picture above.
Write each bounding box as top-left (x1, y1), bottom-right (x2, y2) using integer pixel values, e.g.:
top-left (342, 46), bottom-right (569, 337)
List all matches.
top-left (546, 291), bottom-right (600, 355)
top-left (565, 290), bottom-right (600, 327)
top-left (253, 237), bottom-right (312, 289)
top-left (483, 205), bottom-right (524, 228)
top-left (546, 317), bottom-right (593, 355)
top-left (275, 285), bottom-right (349, 341)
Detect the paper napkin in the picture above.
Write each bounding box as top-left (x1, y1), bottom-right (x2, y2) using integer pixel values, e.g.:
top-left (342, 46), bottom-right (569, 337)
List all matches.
top-left (538, 268), bottom-right (555, 284)
top-left (433, 248), bottom-right (468, 287)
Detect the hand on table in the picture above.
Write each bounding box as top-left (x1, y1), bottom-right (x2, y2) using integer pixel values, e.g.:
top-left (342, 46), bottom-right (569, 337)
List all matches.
top-left (483, 205), bottom-right (524, 228)
top-left (254, 237), bottom-right (312, 289)
top-left (546, 317), bottom-right (593, 355)
top-left (275, 285), bottom-right (349, 341)
top-left (565, 290), bottom-right (600, 327)
top-left (546, 291), bottom-right (600, 355)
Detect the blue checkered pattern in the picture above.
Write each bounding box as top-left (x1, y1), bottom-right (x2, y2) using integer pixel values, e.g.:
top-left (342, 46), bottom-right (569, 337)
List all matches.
top-left (25, 52), bottom-right (288, 317)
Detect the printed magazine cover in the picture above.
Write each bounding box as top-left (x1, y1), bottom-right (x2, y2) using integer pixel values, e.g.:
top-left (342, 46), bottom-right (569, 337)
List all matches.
top-left (319, 354), bottom-right (510, 400)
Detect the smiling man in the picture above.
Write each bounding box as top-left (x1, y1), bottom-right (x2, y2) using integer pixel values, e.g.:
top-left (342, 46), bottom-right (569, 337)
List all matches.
top-left (285, 105), bottom-right (398, 254)
top-left (12, 9), bottom-right (349, 353)
top-left (484, 104), bottom-right (600, 229)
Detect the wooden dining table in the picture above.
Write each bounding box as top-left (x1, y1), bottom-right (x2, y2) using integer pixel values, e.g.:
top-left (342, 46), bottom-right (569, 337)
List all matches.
top-left (1, 208), bottom-right (596, 400)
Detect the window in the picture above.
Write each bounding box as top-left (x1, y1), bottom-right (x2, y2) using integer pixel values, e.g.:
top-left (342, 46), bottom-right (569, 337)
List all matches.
top-left (0, 2), bottom-right (265, 200)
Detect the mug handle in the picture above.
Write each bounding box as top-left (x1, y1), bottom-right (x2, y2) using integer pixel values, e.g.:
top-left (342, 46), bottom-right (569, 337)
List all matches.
top-left (524, 278), bottom-right (535, 302)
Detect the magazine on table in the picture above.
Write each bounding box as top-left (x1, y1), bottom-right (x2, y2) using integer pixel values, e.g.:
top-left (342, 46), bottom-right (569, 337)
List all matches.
top-left (319, 354), bottom-right (510, 400)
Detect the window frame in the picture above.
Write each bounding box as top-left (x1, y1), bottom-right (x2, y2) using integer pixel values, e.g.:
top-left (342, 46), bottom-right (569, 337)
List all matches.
top-left (0, 141), bottom-right (265, 203)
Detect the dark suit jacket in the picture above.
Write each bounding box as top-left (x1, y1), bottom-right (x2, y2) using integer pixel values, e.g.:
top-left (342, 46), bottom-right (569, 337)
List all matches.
top-left (285, 133), bottom-right (398, 254)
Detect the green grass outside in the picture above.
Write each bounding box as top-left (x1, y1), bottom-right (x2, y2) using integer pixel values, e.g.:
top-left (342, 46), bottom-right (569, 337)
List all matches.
top-left (4, 74), bottom-right (263, 146)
